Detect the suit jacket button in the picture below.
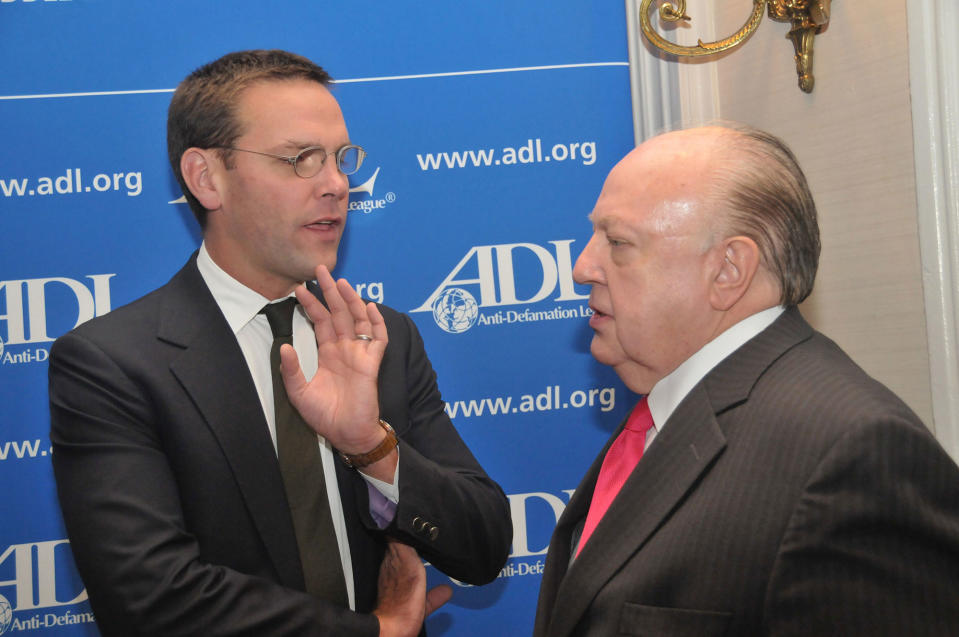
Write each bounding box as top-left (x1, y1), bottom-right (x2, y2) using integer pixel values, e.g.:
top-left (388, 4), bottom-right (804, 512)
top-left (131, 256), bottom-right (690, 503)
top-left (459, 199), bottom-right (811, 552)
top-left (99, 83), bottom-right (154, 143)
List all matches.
top-left (428, 526), bottom-right (439, 541)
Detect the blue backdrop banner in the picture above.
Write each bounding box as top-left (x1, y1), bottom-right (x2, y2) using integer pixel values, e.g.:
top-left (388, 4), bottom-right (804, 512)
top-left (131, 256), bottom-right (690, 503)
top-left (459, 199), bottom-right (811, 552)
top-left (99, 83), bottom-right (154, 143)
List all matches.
top-left (0, 2), bottom-right (637, 635)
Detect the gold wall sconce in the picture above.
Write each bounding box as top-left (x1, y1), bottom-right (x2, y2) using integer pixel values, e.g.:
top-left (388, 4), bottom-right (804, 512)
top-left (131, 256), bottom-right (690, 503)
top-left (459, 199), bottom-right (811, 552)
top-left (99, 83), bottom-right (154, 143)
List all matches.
top-left (639, 0), bottom-right (832, 93)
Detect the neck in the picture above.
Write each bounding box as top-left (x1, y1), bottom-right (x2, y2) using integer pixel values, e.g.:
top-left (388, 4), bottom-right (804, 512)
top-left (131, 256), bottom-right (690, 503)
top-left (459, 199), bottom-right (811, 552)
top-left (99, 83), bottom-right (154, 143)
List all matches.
top-left (202, 241), bottom-right (300, 301)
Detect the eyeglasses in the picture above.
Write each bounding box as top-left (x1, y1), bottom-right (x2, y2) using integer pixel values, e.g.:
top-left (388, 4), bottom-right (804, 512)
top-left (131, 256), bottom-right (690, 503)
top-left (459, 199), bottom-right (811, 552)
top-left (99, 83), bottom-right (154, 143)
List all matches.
top-left (220, 144), bottom-right (366, 178)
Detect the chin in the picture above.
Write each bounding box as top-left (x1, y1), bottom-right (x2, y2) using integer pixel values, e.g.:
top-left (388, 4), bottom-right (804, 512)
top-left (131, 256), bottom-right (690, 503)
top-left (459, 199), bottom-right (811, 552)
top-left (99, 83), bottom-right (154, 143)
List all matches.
top-left (589, 339), bottom-right (625, 368)
top-left (298, 256), bottom-right (337, 280)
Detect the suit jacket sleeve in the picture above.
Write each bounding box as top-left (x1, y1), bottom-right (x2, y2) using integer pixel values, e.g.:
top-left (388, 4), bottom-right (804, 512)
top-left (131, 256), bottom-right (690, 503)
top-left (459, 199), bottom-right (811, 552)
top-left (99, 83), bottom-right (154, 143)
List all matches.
top-left (354, 308), bottom-right (512, 585)
top-left (49, 328), bottom-right (379, 637)
top-left (765, 414), bottom-right (959, 635)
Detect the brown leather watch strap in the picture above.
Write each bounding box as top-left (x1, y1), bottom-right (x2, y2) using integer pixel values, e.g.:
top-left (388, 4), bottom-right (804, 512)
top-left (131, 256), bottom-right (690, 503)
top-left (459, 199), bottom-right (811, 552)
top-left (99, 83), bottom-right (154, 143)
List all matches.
top-left (339, 420), bottom-right (398, 468)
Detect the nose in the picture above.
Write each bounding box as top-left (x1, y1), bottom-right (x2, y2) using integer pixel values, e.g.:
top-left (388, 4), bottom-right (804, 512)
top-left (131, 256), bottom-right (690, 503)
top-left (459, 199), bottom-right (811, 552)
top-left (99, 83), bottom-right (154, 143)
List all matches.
top-left (573, 234), bottom-right (603, 285)
top-left (314, 155), bottom-right (349, 200)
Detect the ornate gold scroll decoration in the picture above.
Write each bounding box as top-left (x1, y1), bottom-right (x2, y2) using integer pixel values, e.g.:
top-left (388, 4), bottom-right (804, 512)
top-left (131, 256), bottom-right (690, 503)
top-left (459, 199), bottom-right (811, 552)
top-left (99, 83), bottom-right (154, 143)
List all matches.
top-left (638, 0), bottom-right (832, 93)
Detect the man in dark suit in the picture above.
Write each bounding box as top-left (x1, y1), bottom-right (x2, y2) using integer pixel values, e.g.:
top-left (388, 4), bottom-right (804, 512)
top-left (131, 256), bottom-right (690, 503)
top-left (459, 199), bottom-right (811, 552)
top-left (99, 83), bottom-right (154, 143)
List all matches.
top-left (534, 123), bottom-right (959, 636)
top-left (49, 50), bottom-right (511, 637)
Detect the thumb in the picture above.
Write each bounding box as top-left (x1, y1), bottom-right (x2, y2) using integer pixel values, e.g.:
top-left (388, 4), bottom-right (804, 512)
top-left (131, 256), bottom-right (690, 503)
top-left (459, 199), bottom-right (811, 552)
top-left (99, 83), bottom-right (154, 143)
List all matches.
top-left (425, 584), bottom-right (452, 615)
top-left (278, 343), bottom-right (307, 401)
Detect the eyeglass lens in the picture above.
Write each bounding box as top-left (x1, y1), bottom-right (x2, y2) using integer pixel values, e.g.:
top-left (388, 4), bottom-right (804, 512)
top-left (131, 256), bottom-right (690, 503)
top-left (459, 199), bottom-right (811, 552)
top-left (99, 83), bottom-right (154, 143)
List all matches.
top-left (294, 146), bottom-right (364, 178)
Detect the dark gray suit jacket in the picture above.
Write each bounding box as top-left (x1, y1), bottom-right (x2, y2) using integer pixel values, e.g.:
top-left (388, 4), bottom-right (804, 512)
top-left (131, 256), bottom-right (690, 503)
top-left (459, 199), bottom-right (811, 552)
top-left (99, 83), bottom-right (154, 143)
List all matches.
top-left (49, 255), bottom-right (511, 637)
top-left (534, 307), bottom-right (959, 637)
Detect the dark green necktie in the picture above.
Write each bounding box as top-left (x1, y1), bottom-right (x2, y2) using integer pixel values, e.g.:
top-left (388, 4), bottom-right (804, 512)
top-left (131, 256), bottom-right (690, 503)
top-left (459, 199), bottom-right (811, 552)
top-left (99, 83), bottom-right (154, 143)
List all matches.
top-left (261, 298), bottom-right (348, 606)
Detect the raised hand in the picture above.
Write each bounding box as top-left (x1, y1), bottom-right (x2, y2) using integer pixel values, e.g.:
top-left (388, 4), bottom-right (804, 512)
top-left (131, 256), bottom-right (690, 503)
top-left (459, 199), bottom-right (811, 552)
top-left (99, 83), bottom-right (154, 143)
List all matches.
top-left (279, 264), bottom-right (389, 457)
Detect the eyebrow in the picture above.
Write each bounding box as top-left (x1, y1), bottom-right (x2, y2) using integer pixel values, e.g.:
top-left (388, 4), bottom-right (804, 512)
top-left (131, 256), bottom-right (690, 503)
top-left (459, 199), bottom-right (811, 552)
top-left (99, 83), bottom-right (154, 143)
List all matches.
top-left (281, 140), bottom-right (324, 151)
top-left (588, 212), bottom-right (626, 232)
top-left (279, 139), bottom-right (352, 152)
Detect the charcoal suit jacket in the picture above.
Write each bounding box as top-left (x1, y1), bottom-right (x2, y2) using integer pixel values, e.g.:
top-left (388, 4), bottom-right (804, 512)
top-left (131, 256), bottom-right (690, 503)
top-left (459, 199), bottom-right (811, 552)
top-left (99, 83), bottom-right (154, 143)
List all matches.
top-left (49, 254), bottom-right (511, 637)
top-left (534, 307), bottom-right (959, 637)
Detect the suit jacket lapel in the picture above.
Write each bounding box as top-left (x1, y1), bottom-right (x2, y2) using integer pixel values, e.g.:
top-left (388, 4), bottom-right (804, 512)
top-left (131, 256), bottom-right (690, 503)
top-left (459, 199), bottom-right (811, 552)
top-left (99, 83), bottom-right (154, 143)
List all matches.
top-left (541, 307), bottom-right (814, 636)
top-left (157, 256), bottom-right (304, 589)
top-left (544, 389), bottom-right (726, 637)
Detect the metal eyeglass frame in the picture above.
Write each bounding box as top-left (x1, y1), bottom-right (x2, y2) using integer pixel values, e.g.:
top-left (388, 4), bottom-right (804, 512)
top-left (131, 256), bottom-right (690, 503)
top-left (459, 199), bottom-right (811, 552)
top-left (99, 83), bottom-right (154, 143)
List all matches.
top-left (219, 144), bottom-right (366, 177)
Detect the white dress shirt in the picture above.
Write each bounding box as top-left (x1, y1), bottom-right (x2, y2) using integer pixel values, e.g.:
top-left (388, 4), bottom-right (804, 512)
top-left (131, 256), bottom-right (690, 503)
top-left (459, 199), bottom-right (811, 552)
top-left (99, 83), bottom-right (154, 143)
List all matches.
top-left (645, 306), bottom-right (785, 448)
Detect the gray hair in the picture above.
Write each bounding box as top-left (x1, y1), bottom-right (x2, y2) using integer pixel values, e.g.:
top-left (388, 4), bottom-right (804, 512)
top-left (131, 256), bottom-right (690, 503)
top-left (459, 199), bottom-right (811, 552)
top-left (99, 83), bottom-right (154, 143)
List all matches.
top-left (708, 122), bottom-right (821, 306)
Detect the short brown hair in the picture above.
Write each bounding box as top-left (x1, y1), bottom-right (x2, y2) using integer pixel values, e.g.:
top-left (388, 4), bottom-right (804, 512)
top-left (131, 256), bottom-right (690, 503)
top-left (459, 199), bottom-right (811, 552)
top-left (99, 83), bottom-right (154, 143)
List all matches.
top-left (167, 50), bottom-right (332, 227)
top-left (710, 123), bottom-right (821, 306)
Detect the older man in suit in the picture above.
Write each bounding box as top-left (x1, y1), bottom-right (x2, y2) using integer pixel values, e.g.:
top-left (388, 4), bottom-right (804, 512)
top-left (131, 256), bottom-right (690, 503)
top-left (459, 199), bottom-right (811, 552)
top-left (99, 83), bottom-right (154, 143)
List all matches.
top-left (49, 50), bottom-right (511, 637)
top-left (533, 123), bottom-right (959, 636)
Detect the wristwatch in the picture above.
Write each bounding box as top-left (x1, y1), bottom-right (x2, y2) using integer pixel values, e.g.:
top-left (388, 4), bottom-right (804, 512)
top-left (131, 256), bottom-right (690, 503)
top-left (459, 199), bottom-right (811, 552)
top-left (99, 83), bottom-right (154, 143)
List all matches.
top-left (339, 419), bottom-right (398, 468)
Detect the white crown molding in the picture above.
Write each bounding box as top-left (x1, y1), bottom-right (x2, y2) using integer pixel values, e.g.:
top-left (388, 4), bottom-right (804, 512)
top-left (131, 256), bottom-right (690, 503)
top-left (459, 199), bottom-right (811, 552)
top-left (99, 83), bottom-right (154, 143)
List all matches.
top-left (625, 0), bottom-right (682, 143)
top-left (907, 0), bottom-right (959, 459)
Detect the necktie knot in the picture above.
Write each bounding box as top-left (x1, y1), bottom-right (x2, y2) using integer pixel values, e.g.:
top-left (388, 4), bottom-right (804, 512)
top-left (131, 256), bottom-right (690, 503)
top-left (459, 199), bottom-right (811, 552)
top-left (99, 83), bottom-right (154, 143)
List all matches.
top-left (624, 397), bottom-right (655, 434)
top-left (261, 298), bottom-right (297, 339)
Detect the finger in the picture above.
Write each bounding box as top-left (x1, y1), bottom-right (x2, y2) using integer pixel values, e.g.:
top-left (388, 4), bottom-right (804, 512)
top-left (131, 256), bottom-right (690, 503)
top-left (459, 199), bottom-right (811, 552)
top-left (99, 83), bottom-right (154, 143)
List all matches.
top-left (380, 542), bottom-right (420, 594)
top-left (314, 266), bottom-right (354, 339)
top-left (425, 585), bottom-right (452, 615)
top-left (365, 302), bottom-right (389, 359)
top-left (388, 541), bottom-right (424, 576)
top-left (337, 278), bottom-right (373, 337)
top-left (278, 343), bottom-right (308, 403)
top-left (387, 539), bottom-right (417, 563)
top-left (367, 302), bottom-right (388, 340)
top-left (293, 285), bottom-right (335, 345)
top-left (377, 541), bottom-right (397, 575)
top-left (383, 538), bottom-right (406, 563)
top-left (294, 281), bottom-right (330, 322)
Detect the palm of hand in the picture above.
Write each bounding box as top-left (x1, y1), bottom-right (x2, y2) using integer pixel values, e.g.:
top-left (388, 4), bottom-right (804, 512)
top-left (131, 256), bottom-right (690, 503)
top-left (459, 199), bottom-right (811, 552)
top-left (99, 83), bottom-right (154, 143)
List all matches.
top-left (278, 265), bottom-right (390, 454)
top-left (287, 336), bottom-right (383, 451)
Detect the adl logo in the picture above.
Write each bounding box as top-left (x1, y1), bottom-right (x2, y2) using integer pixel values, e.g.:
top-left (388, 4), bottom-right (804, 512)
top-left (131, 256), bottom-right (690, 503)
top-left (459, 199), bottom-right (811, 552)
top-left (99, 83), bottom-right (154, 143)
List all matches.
top-left (0, 275), bottom-right (114, 364)
top-left (412, 240), bottom-right (588, 333)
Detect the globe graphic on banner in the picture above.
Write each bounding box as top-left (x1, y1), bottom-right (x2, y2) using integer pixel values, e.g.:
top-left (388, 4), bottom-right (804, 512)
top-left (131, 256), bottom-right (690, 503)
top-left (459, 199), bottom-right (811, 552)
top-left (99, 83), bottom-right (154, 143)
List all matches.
top-left (0, 594), bottom-right (12, 635)
top-left (431, 288), bottom-right (479, 334)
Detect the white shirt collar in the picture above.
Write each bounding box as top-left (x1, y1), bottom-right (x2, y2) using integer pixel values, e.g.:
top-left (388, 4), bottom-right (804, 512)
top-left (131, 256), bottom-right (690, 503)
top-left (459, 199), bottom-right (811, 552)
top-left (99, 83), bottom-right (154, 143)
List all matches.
top-left (647, 306), bottom-right (785, 429)
top-left (195, 242), bottom-right (279, 335)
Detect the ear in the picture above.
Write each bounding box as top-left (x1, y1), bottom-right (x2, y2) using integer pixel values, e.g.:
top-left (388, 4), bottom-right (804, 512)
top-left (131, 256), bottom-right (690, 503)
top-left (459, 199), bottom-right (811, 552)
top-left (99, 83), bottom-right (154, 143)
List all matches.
top-left (179, 148), bottom-right (223, 212)
top-left (709, 236), bottom-right (762, 311)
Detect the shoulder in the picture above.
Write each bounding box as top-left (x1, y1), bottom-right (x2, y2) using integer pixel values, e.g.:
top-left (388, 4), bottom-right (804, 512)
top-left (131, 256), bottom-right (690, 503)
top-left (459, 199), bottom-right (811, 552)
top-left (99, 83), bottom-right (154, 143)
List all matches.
top-left (769, 328), bottom-right (920, 427)
top-left (70, 285), bottom-right (167, 337)
top-left (712, 312), bottom-right (934, 468)
top-left (724, 307), bottom-right (923, 432)
top-left (370, 302), bottom-right (426, 354)
top-left (52, 258), bottom-right (197, 355)
top-left (371, 301), bottom-right (413, 330)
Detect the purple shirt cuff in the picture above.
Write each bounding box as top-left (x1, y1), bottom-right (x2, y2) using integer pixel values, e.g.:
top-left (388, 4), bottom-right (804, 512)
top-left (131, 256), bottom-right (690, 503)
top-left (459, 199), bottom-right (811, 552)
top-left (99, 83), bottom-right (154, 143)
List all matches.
top-left (367, 482), bottom-right (397, 529)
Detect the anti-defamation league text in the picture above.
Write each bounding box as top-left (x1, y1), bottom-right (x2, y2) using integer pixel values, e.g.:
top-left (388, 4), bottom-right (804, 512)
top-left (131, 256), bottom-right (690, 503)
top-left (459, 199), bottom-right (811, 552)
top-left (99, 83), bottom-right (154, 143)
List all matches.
top-left (7, 610), bottom-right (97, 632)
top-left (478, 304), bottom-right (592, 327)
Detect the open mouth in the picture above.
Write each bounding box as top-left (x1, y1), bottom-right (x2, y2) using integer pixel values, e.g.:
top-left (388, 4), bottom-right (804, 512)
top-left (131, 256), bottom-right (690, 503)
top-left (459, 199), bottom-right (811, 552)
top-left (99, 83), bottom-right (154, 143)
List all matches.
top-left (306, 218), bottom-right (340, 230)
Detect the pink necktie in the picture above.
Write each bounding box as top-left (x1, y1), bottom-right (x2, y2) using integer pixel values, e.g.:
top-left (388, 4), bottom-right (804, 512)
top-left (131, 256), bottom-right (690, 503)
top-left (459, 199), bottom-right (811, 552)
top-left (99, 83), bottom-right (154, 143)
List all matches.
top-left (576, 398), bottom-right (655, 556)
